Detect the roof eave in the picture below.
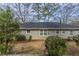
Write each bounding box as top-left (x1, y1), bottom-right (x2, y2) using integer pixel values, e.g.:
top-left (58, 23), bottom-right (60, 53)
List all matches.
top-left (20, 28), bottom-right (79, 30)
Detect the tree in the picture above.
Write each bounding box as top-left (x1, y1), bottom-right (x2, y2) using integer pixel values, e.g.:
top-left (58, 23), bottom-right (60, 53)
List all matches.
top-left (32, 3), bottom-right (60, 22)
top-left (13, 3), bottom-right (33, 23)
top-left (45, 36), bottom-right (67, 56)
top-left (60, 4), bottom-right (75, 24)
top-left (1, 3), bottom-right (79, 23)
top-left (0, 3), bottom-right (60, 22)
top-left (0, 6), bottom-right (19, 54)
top-left (41, 3), bottom-right (60, 22)
top-left (32, 3), bottom-right (41, 20)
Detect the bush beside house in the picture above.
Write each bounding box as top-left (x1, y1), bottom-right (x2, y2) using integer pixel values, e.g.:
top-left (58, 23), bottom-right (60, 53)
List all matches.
top-left (45, 36), bottom-right (67, 56)
top-left (73, 35), bottom-right (79, 45)
top-left (15, 34), bottom-right (32, 41)
top-left (28, 35), bottom-right (32, 41)
top-left (15, 34), bottom-right (26, 41)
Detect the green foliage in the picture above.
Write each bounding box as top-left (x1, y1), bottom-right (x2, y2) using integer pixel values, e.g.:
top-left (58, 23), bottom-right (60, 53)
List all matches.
top-left (0, 34), bottom-right (5, 44)
top-left (45, 36), bottom-right (67, 56)
top-left (0, 6), bottom-right (20, 55)
top-left (73, 35), bottom-right (79, 45)
top-left (0, 44), bottom-right (13, 55)
top-left (0, 44), bottom-right (6, 55)
top-left (15, 34), bottom-right (26, 41)
top-left (28, 35), bottom-right (32, 41)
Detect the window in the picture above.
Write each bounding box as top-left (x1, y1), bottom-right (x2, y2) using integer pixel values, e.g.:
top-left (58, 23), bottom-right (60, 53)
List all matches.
top-left (40, 30), bottom-right (48, 35)
top-left (27, 30), bottom-right (30, 33)
top-left (56, 31), bottom-right (59, 34)
top-left (48, 31), bottom-right (50, 35)
top-left (70, 31), bottom-right (73, 35)
top-left (44, 30), bottom-right (48, 35)
top-left (62, 31), bottom-right (65, 33)
top-left (40, 30), bottom-right (43, 35)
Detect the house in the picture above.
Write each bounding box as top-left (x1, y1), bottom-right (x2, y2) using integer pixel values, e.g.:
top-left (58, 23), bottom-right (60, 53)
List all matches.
top-left (20, 22), bottom-right (79, 40)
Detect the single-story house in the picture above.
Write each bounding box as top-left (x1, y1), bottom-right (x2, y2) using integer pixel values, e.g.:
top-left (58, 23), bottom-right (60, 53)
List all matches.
top-left (20, 22), bottom-right (79, 40)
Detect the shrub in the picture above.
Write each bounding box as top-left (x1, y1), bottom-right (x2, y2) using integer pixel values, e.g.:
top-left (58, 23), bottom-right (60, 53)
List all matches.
top-left (0, 36), bottom-right (5, 44)
top-left (0, 34), bottom-right (14, 44)
top-left (28, 35), bottom-right (32, 41)
top-left (73, 35), bottom-right (79, 45)
top-left (15, 34), bottom-right (26, 41)
top-left (0, 44), bottom-right (13, 55)
top-left (0, 44), bottom-right (6, 55)
top-left (26, 35), bottom-right (32, 41)
top-left (45, 36), bottom-right (67, 56)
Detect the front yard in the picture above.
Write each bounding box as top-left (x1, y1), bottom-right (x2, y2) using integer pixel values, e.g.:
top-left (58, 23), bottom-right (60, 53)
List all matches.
top-left (11, 40), bottom-right (45, 56)
top-left (7, 40), bottom-right (79, 56)
top-left (66, 41), bottom-right (79, 55)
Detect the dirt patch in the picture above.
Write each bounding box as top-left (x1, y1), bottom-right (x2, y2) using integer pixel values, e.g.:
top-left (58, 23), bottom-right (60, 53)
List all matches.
top-left (12, 40), bottom-right (45, 55)
top-left (66, 41), bottom-right (79, 56)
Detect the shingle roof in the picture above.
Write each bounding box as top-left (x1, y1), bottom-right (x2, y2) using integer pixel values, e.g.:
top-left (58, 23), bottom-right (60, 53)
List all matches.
top-left (20, 22), bottom-right (79, 29)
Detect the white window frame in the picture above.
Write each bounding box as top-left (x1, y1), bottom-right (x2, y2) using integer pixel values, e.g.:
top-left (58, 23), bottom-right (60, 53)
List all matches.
top-left (40, 30), bottom-right (48, 36)
top-left (70, 31), bottom-right (73, 35)
top-left (44, 30), bottom-right (48, 35)
top-left (56, 31), bottom-right (59, 34)
top-left (40, 30), bottom-right (44, 35)
top-left (62, 31), bottom-right (65, 33)
top-left (27, 30), bottom-right (30, 33)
